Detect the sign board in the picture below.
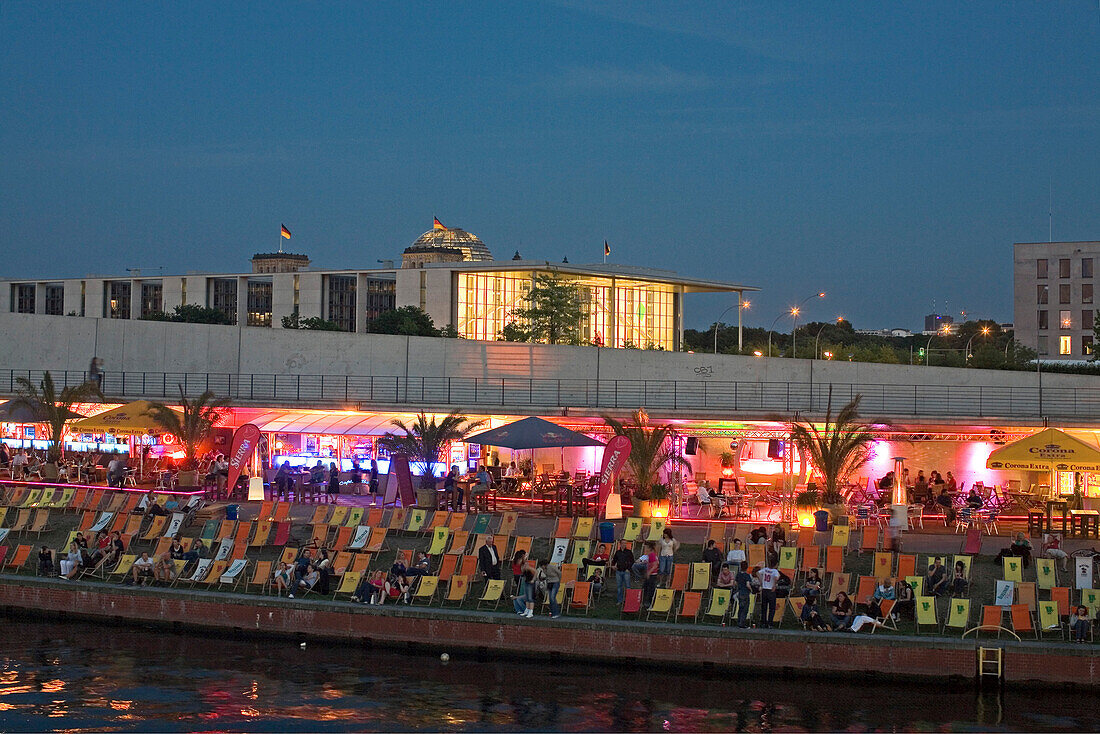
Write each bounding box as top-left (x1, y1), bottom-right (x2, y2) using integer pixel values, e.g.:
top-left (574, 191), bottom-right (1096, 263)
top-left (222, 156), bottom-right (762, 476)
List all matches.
top-left (598, 435), bottom-right (632, 516)
top-left (388, 454), bottom-right (416, 508)
top-left (226, 424), bottom-right (261, 493)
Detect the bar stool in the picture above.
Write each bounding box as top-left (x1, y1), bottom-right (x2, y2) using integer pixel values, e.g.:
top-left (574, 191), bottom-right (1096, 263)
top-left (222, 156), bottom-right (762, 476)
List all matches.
top-left (1027, 510), bottom-right (1044, 537)
top-left (1045, 500), bottom-right (1069, 534)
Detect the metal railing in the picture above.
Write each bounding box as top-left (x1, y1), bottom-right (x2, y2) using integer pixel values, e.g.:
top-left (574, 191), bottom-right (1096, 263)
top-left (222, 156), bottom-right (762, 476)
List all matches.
top-left (2, 369), bottom-right (1093, 420)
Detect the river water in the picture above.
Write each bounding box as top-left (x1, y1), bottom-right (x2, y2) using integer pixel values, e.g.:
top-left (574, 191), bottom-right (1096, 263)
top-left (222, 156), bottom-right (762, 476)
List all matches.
top-left (0, 619), bottom-right (1096, 732)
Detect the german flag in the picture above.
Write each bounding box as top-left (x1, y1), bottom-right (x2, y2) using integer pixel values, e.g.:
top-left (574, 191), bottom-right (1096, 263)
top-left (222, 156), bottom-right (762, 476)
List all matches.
top-left (280, 224), bottom-right (292, 240)
top-left (604, 240), bottom-right (611, 256)
top-left (433, 217), bottom-right (448, 231)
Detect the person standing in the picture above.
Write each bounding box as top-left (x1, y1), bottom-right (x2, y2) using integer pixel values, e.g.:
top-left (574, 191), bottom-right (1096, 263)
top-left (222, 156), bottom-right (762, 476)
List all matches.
top-left (540, 559), bottom-right (562, 618)
top-left (611, 540), bottom-right (635, 605)
top-left (326, 462), bottom-right (341, 502)
top-left (642, 541), bottom-right (659, 605)
top-left (478, 535), bottom-right (502, 581)
top-left (757, 558), bottom-right (780, 629)
top-left (369, 459), bottom-right (380, 497)
top-left (734, 561), bottom-right (754, 628)
top-left (657, 528), bottom-right (680, 586)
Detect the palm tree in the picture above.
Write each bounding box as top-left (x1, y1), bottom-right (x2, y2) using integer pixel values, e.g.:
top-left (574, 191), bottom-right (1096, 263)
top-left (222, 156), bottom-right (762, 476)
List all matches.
top-left (789, 392), bottom-right (878, 504)
top-left (145, 388), bottom-right (230, 471)
top-left (603, 410), bottom-right (692, 502)
top-left (13, 371), bottom-right (102, 464)
top-left (379, 412), bottom-right (486, 488)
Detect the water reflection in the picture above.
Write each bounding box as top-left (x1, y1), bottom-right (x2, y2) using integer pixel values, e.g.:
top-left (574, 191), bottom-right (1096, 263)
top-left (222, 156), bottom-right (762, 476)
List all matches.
top-left (0, 620), bottom-right (1095, 731)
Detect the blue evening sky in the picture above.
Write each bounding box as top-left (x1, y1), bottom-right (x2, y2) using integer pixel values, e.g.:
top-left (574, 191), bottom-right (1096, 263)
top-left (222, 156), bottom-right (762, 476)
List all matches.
top-left (1, 2), bottom-right (1097, 331)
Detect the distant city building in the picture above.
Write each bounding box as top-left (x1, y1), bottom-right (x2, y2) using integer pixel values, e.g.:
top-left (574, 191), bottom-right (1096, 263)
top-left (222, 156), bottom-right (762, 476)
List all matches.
top-left (923, 313), bottom-right (954, 334)
top-left (2, 219), bottom-right (754, 349)
top-left (855, 328), bottom-right (913, 338)
top-left (1014, 240), bottom-right (1099, 360)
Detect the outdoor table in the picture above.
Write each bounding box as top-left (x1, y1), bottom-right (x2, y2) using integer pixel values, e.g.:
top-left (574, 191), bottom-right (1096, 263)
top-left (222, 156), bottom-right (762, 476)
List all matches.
top-left (1070, 509), bottom-right (1100, 539)
top-left (1027, 509), bottom-right (1045, 537)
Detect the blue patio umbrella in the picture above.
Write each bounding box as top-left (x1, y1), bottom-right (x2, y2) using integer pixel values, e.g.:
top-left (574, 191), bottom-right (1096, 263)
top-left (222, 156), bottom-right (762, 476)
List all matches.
top-left (465, 416), bottom-right (605, 450)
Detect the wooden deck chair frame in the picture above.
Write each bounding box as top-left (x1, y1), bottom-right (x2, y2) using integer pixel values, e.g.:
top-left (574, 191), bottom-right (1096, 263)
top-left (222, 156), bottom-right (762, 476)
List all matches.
top-left (943, 598), bottom-right (970, 636)
top-left (1009, 603), bottom-right (1037, 639)
top-left (249, 560), bottom-right (273, 594)
top-left (440, 574), bottom-right (470, 606)
top-left (477, 579), bottom-right (507, 610)
top-left (568, 581), bottom-right (593, 615)
top-left (871, 599), bottom-right (898, 633)
top-left (334, 570), bottom-right (362, 600)
top-left (647, 588), bottom-right (675, 621)
top-left (677, 591), bottom-right (702, 623)
top-left (702, 589), bottom-right (731, 624)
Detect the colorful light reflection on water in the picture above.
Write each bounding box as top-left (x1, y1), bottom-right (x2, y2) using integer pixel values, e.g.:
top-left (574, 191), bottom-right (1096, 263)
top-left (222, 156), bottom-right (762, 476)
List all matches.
top-left (0, 619), bottom-right (1097, 732)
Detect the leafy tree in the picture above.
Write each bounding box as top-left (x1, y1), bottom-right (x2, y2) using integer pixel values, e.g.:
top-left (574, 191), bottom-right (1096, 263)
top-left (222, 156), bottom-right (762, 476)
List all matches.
top-left (497, 322), bottom-right (529, 342)
top-left (378, 412), bottom-right (486, 488)
top-left (509, 274), bottom-right (586, 345)
top-left (439, 323), bottom-right (461, 339)
top-left (143, 304), bottom-right (234, 325)
top-left (789, 392), bottom-right (878, 504)
top-left (145, 388), bottom-right (230, 471)
top-left (299, 316), bottom-right (342, 331)
top-left (603, 410), bottom-right (692, 501)
top-left (281, 310), bottom-right (300, 329)
top-left (366, 306), bottom-right (440, 337)
top-left (13, 372), bottom-right (102, 463)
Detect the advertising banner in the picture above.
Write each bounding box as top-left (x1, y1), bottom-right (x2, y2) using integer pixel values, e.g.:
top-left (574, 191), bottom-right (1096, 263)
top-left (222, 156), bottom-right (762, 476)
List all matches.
top-left (598, 435), bottom-right (632, 515)
top-left (226, 424), bottom-right (262, 493)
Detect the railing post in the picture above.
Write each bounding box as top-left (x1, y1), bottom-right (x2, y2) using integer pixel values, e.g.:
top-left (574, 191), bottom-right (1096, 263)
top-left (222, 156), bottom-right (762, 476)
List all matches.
top-left (250, 374), bottom-right (254, 401)
top-left (501, 377), bottom-right (505, 406)
top-left (702, 380), bottom-right (707, 408)
top-left (643, 380), bottom-right (648, 407)
top-left (345, 375), bottom-right (348, 402)
top-left (557, 379), bottom-right (561, 407)
top-left (297, 374), bottom-right (301, 401)
top-left (673, 380), bottom-right (678, 410)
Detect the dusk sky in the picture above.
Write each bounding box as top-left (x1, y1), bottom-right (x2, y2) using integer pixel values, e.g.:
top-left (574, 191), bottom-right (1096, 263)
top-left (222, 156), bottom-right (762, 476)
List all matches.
top-left (2, 2), bottom-right (1097, 331)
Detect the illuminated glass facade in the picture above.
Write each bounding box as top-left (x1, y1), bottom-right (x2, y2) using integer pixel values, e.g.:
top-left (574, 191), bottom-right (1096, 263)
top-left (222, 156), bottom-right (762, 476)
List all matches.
top-left (456, 270), bottom-right (678, 350)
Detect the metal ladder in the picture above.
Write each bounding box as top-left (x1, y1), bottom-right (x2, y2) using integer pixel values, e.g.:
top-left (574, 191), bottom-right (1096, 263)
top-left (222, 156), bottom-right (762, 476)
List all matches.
top-left (977, 646), bottom-right (1004, 683)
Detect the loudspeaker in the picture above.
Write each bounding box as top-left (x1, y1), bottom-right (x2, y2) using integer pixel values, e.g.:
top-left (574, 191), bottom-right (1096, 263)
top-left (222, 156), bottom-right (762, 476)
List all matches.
top-left (685, 437), bottom-right (698, 455)
top-left (767, 439), bottom-right (785, 459)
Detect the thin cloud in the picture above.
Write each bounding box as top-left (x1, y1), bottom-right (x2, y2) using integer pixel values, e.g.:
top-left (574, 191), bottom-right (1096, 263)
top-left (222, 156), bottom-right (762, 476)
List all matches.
top-left (543, 64), bottom-right (786, 96)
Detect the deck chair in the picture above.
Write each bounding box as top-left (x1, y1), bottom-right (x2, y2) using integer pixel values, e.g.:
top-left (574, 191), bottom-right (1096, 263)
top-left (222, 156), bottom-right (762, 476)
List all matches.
top-left (458, 555), bottom-right (478, 579)
top-left (272, 502), bottom-right (292, 523)
top-left (689, 562), bottom-right (711, 591)
top-left (1038, 601), bottom-right (1064, 640)
top-left (194, 560), bottom-right (228, 589)
top-left (569, 540), bottom-right (592, 566)
top-left (346, 526), bottom-right (371, 551)
top-left (258, 501), bottom-right (275, 521)
top-left (427, 527), bottom-right (450, 555)
top-left (76, 511), bottom-right (95, 532)
top-left (943, 598), bottom-right (971, 635)
top-left (786, 596), bottom-right (807, 627)
top-left (568, 581), bottom-right (594, 615)
top-left (249, 561), bottom-right (273, 594)
top-left (163, 512), bottom-right (185, 540)
top-left (437, 554), bottom-right (459, 582)
top-left (1016, 582), bottom-right (1037, 614)
top-left (871, 599), bottom-right (898, 633)
top-left (328, 506), bottom-right (348, 527)
top-left (778, 547), bottom-right (797, 572)
top-left (1051, 586), bottom-right (1071, 618)
top-left (234, 521), bottom-right (254, 546)
top-left (446, 512), bottom-right (467, 532)
top-left (645, 519), bottom-right (667, 542)
top-left (854, 576), bottom-right (877, 608)
top-left (70, 488), bottom-right (88, 511)
top-left (0, 529), bottom-right (9, 547)
top-left (213, 520), bottom-right (235, 542)
top-left (978, 605), bottom-right (1005, 638)
top-left (1002, 556), bottom-right (1023, 582)
top-left (278, 547), bottom-right (298, 566)
top-left (470, 513), bottom-right (492, 535)
top-left (620, 588), bottom-right (643, 618)
top-left (647, 588), bottom-right (675, 621)
top-left (824, 546), bottom-right (844, 575)
top-left (448, 530), bottom-right (470, 555)
top-left (769, 598), bottom-right (787, 628)
top-left (1036, 558), bottom-right (1057, 590)
top-left (1081, 588), bottom-right (1100, 611)
top-left (213, 538), bottom-right (234, 562)
top-left (361, 528), bottom-right (386, 553)
top-left (405, 509), bottom-right (427, 533)
top-left (8, 509), bottom-right (31, 533)
top-left (272, 522), bottom-right (291, 546)
top-left (250, 521), bottom-right (273, 547)
top-left (199, 520), bottom-right (219, 543)
top-left (331, 526), bottom-right (353, 551)
top-left (896, 554), bottom-right (916, 580)
top-left (872, 552), bottom-right (893, 579)
top-left (703, 589), bottom-right (731, 624)
top-left (677, 591), bottom-right (702, 623)
top-left (858, 526), bottom-right (879, 555)
top-left (307, 505), bottom-right (331, 525)
top-left (911, 595), bottom-right (938, 634)
top-left (748, 543), bottom-right (767, 570)
top-left (550, 517), bottom-right (572, 541)
top-left (573, 517), bottom-right (595, 540)
top-left (441, 575), bottom-right (469, 606)
top-left (795, 528), bottom-right (814, 548)
top-left (476, 579), bottom-right (506, 610)
top-left (5, 545), bottom-right (31, 572)
top-left (668, 564), bottom-right (690, 593)
top-left (348, 553), bottom-right (372, 575)
top-left (310, 524), bottom-right (331, 547)
top-left (424, 511), bottom-right (447, 535)
top-left (828, 572), bottom-right (851, 601)
top-left (1010, 604), bottom-right (1036, 639)
top-left (344, 507), bottom-right (364, 527)
top-left (799, 546), bottom-right (820, 576)
top-left (20, 489), bottom-right (42, 508)
top-left (151, 537), bottom-right (173, 559)
top-left (122, 515), bottom-right (143, 538)
top-left (705, 523), bottom-right (726, 552)
top-left (107, 554), bottom-right (138, 581)
top-left (333, 570), bottom-right (362, 600)
top-left (548, 538), bottom-right (569, 564)
top-left (621, 517), bottom-right (643, 545)
top-left (496, 511), bottom-right (517, 537)
top-left (219, 559), bottom-right (249, 590)
top-left (29, 509), bottom-right (52, 538)
top-left (388, 508), bottom-right (408, 530)
top-left (140, 516), bottom-right (167, 543)
top-left (830, 525), bottom-right (850, 550)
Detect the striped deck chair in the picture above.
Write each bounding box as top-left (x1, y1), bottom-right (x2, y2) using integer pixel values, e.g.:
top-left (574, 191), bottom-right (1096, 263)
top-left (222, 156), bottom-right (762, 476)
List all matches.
top-left (645, 519), bottom-right (667, 542)
top-left (219, 559), bottom-right (249, 590)
top-left (365, 508), bottom-right (384, 528)
top-left (344, 507), bottom-right (364, 527)
top-left (703, 589), bottom-right (731, 624)
top-left (250, 521), bottom-right (273, 547)
top-left (470, 514), bottom-right (492, 535)
top-left (272, 502), bottom-right (292, 523)
top-left (550, 517), bottom-right (572, 542)
top-left (140, 516), bottom-right (167, 543)
top-left (448, 530), bottom-right (470, 555)
top-left (272, 522), bottom-right (291, 546)
top-left (824, 546), bottom-right (844, 575)
top-left (334, 570), bottom-right (362, 600)
top-left (872, 552), bottom-right (893, 580)
top-left (346, 525), bottom-right (371, 551)
top-left (427, 527), bottom-right (450, 556)
top-left (329, 506), bottom-right (348, 527)
top-left (441, 574), bottom-right (471, 606)
top-left (1038, 601), bottom-right (1065, 640)
top-left (446, 512), bottom-right (468, 532)
top-left (310, 524), bottom-right (331, 548)
top-left (308, 505), bottom-right (332, 526)
top-left (568, 581), bottom-right (594, 615)
top-left (943, 598), bottom-right (971, 635)
top-left (388, 508), bottom-right (408, 530)
top-left (573, 517), bottom-right (595, 540)
top-left (411, 575), bottom-right (440, 605)
top-left (215, 520), bottom-right (237, 542)
top-left (689, 563), bottom-right (711, 592)
top-left (5, 545), bottom-right (31, 572)
top-left (331, 526), bottom-right (354, 551)
top-left (647, 588), bottom-right (675, 621)
top-left (477, 579), bottom-right (506, 610)
top-left (569, 540), bottom-right (592, 566)
top-left (365, 528), bottom-right (388, 553)
top-left (621, 517), bottom-right (644, 545)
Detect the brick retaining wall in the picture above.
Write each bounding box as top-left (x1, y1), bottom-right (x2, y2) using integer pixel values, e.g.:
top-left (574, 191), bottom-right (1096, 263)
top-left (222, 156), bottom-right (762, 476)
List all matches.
top-left (0, 577), bottom-right (1093, 687)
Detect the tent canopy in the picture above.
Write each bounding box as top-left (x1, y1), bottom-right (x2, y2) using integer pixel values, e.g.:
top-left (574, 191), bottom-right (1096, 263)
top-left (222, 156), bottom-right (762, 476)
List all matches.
top-left (71, 400), bottom-right (180, 434)
top-left (0, 399), bottom-right (82, 423)
top-left (986, 428), bottom-right (1100, 472)
top-left (465, 416), bottom-right (605, 450)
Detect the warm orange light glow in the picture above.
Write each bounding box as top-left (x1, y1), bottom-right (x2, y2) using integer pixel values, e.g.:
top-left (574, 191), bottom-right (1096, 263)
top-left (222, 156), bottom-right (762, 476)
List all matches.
top-left (823, 351), bottom-right (833, 359)
top-left (790, 307), bottom-right (800, 316)
top-left (981, 327), bottom-right (990, 335)
top-left (741, 300), bottom-right (751, 309)
top-left (721, 467), bottom-right (735, 478)
top-left (651, 506), bottom-right (668, 518)
top-left (798, 514), bottom-right (816, 528)
top-left (753, 350), bottom-right (763, 357)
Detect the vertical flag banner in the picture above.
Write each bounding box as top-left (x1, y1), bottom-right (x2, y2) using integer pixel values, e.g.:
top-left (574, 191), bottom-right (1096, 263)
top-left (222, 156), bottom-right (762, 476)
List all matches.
top-left (226, 423), bottom-right (262, 493)
top-left (1076, 556), bottom-right (1094, 590)
top-left (598, 435), bottom-right (632, 516)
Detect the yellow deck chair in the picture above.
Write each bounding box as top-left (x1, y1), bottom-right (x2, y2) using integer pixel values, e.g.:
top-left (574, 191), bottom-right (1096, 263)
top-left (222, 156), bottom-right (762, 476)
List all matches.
top-left (334, 570), bottom-right (362, 600)
top-left (573, 517), bottom-right (594, 539)
top-left (829, 572), bottom-right (851, 601)
top-left (411, 575), bottom-right (440, 605)
top-left (250, 521), bottom-right (272, 547)
top-left (427, 527), bottom-right (450, 555)
top-left (441, 574), bottom-right (470, 606)
top-left (914, 595), bottom-right (939, 634)
top-left (1036, 558), bottom-right (1057, 590)
top-left (140, 516), bottom-right (167, 543)
top-left (703, 589), bottom-right (731, 624)
top-left (20, 489), bottom-right (42, 508)
top-left (872, 552), bottom-right (893, 579)
top-left (1038, 601), bottom-right (1064, 640)
top-left (278, 547), bottom-right (298, 566)
top-left (646, 519), bottom-right (667, 542)
top-left (1002, 556), bottom-right (1023, 582)
top-left (108, 554), bottom-right (137, 581)
top-left (830, 525), bottom-right (850, 549)
top-left (944, 598), bottom-right (971, 635)
top-left (621, 517), bottom-right (643, 544)
top-left (770, 598), bottom-right (787, 628)
top-left (569, 540), bottom-right (591, 566)
top-left (406, 508), bottom-right (427, 533)
top-left (690, 562), bottom-right (711, 591)
top-left (647, 588), bottom-right (675, 621)
top-left (329, 506), bottom-right (348, 527)
top-left (778, 547), bottom-right (797, 571)
top-left (344, 507), bottom-right (364, 527)
top-left (1082, 589), bottom-right (1100, 611)
top-left (477, 579), bottom-right (506, 610)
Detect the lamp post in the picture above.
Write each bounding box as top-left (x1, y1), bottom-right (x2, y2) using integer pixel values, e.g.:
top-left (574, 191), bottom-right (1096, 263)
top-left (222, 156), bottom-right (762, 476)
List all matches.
top-left (711, 295), bottom-right (750, 354)
top-left (925, 324), bottom-right (952, 366)
top-left (814, 316), bottom-right (844, 360)
top-left (790, 292), bottom-right (825, 359)
top-left (766, 311), bottom-right (787, 357)
top-left (965, 327), bottom-right (991, 364)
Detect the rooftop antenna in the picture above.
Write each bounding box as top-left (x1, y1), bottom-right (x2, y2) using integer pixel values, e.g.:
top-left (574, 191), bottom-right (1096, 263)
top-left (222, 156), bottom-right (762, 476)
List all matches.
top-left (1049, 178), bottom-right (1053, 243)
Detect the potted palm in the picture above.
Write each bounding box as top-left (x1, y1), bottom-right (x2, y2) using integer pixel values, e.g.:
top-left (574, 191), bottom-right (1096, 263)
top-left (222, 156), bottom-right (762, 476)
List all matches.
top-left (379, 412), bottom-right (486, 508)
top-left (13, 371), bottom-right (102, 472)
top-left (604, 410), bottom-right (691, 518)
top-left (146, 388), bottom-right (230, 484)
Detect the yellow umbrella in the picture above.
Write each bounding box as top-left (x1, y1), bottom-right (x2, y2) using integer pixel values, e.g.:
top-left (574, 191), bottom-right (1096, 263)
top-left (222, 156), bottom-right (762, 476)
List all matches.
top-left (986, 428), bottom-right (1100, 472)
top-left (71, 400), bottom-right (181, 434)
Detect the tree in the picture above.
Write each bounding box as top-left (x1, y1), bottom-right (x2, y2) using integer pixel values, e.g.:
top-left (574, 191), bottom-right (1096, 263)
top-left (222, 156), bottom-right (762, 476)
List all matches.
top-left (145, 388), bottom-right (230, 471)
top-left (280, 309), bottom-right (343, 330)
top-left (509, 274), bottom-right (586, 345)
top-left (378, 412), bottom-right (486, 488)
top-left (439, 323), bottom-right (461, 339)
top-left (366, 306), bottom-right (440, 337)
top-left (497, 321), bottom-right (530, 342)
top-left (13, 372), bottom-right (102, 463)
top-left (603, 410), bottom-right (692, 501)
top-left (789, 392), bottom-right (878, 504)
top-left (143, 304), bottom-right (234, 325)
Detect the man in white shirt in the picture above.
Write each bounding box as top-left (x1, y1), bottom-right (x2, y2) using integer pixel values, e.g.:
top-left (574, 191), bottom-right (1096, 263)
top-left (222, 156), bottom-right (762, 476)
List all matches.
top-left (11, 450), bottom-right (28, 477)
top-left (757, 561), bottom-right (780, 628)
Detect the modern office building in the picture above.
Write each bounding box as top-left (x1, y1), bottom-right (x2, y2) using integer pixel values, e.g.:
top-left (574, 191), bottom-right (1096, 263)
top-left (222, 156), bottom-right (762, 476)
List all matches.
top-left (2, 220), bottom-right (754, 350)
top-left (1013, 240), bottom-right (1100, 360)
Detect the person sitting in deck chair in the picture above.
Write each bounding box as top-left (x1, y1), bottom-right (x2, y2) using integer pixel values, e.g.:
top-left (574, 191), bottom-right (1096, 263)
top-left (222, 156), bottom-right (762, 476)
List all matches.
top-left (925, 557), bottom-right (948, 596)
top-left (846, 613), bottom-right (888, 633)
top-left (291, 563), bottom-right (320, 598)
top-left (154, 553), bottom-right (177, 584)
top-left (272, 562), bottom-right (293, 596)
top-left (60, 543), bottom-right (83, 580)
top-left (1043, 533), bottom-right (1070, 572)
top-left (37, 546), bottom-right (55, 576)
top-left (129, 552), bottom-right (155, 586)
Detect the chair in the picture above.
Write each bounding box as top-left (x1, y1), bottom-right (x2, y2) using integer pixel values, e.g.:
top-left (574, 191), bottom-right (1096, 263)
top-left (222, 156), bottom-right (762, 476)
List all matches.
top-left (448, 530), bottom-right (470, 555)
top-left (872, 599), bottom-right (897, 633)
top-left (405, 509), bottom-right (427, 533)
top-left (568, 581), bottom-right (593, 615)
top-left (248, 561), bottom-right (273, 594)
top-left (427, 527), bottom-right (450, 556)
top-left (107, 554), bottom-right (138, 582)
top-left (620, 589), bottom-right (643, 618)
top-left (647, 589), bottom-right (675, 621)
top-left (859, 527), bottom-right (879, 555)
top-left (5, 545), bottom-right (31, 573)
top-left (645, 519), bottom-right (667, 543)
top-left (689, 563), bottom-right (711, 592)
top-left (854, 576), bottom-right (877, 608)
top-left (703, 589), bottom-right (731, 624)
top-left (334, 570), bottom-right (362, 601)
top-left (907, 505), bottom-right (924, 530)
top-left (1010, 604), bottom-right (1036, 639)
top-left (1038, 601), bottom-right (1064, 640)
top-left (441, 575), bottom-right (470, 606)
top-left (218, 559), bottom-right (249, 591)
top-left (365, 528), bottom-right (388, 554)
top-left (943, 598), bottom-right (970, 636)
top-left (896, 554), bottom-right (916, 580)
top-left (978, 605), bottom-right (1005, 638)
top-left (1016, 582), bottom-right (1037, 614)
top-left (677, 591), bottom-right (702, 623)
top-left (1035, 558), bottom-right (1057, 590)
top-left (1051, 587), bottom-right (1071, 618)
top-left (828, 573), bottom-right (851, 601)
top-left (477, 579), bottom-right (506, 610)
top-left (437, 555), bottom-right (459, 582)
top-left (668, 565), bottom-right (689, 593)
top-left (411, 575), bottom-right (440, 605)
top-left (824, 547), bottom-right (844, 575)
top-left (872, 552), bottom-right (893, 579)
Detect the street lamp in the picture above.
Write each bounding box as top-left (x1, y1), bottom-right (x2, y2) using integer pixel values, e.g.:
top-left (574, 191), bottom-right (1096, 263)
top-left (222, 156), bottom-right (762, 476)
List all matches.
top-left (925, 324), bottom-right (953, 366)
top-left (766, 311), bottom-right (787, 357)
top-left (791, 292), bottom-right (825, 359)
top-left (814, 316), bottom-right (844, 360)
top-left (711, 295), bottom-right (750, 354)
top-left (965, 326), bottom-right (991, 364)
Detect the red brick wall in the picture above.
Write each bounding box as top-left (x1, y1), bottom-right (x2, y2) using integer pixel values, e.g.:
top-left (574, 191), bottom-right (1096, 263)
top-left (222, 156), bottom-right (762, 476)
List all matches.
top-left (0, 579), bottom-right (1091, 686)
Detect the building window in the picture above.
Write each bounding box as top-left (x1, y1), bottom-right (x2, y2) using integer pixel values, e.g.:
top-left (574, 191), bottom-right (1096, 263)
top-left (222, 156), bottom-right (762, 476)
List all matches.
top-left (1038, 335), bottom-right (1048, 355)
top-left (210, 279), bottom-right (238, 324)
top-left (247, 281), bottom-right (272, 327)
top-left (1059, 284), bottom-right (1071, 304)
top-left (43, 284), bottom-right (63, 315)
top-left (1084, 258), bottom-right (1094, 279)
top-left (1037, 284), bottom-right (1048, 304)
top-left (1084, 284), bottom-right (1093, 304)
top-left (1037, 310), bottom-right (1048, 330)
top-left (326, 275), bottom-right (356, 332)
top-left (1060, 335), bottom-right (1072, 355)
top-left (363, 278), bottom-right (397, 320)
top-left (140, 283), bottom-right (163, 317)
top-left (11, 284), bottom-right (35, 314)
top-left (1037, 259), bottom-right (1048, 278)
top-left (106, 281), bottom-right (131, 319)
top-left (1083, 310), bottom-right (1094, 331)
top-left (1060, 258), bottom-right (1071, 278)
top-left (1084, 336), bottom-right (1094, 356)
top-left (1060, 310), bottom-right (1072, 329)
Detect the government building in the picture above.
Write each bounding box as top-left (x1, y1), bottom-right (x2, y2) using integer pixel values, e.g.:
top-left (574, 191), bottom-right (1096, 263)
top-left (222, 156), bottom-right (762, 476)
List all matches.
top-left (1013, 240), bottom-right (1100, 360)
